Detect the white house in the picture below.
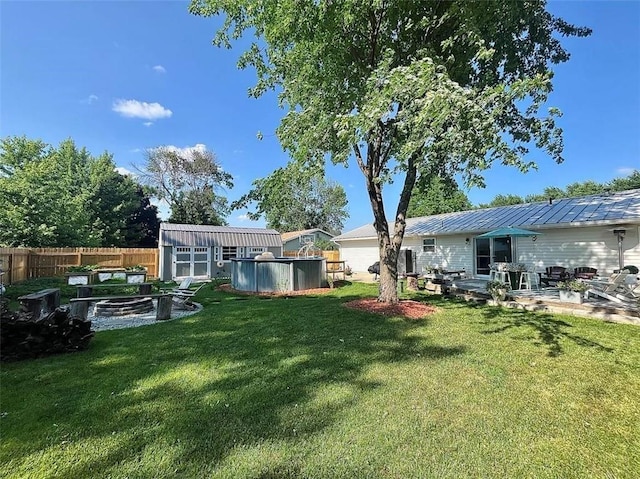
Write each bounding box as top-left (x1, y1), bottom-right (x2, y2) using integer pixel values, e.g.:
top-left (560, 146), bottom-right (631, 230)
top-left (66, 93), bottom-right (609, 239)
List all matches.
top-left (158, 223), bottom-right (283, 281)
top-left (333, 189), bottom-right (640, 278)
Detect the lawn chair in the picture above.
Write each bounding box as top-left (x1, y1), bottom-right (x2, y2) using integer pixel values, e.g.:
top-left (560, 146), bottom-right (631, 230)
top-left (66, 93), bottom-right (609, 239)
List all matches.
top-left (586, 272), bottom-right (636, 304)
top-left (164, 278), bottom-right (207, 310)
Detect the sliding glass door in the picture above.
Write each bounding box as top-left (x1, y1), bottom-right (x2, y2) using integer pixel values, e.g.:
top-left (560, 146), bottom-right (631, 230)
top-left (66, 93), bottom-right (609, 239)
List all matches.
top-left (474, 237), bottom-right (513, 276)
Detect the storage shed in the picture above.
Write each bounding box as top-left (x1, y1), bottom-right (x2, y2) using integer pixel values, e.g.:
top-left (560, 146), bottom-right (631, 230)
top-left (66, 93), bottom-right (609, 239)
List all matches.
top-left (333, 189), bottom-right (640, 278)
top-left (158, 223), bottom-right (283, 281)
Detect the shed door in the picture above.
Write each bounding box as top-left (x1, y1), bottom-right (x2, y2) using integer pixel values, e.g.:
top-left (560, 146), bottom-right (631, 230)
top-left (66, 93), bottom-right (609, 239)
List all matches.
top-left (173, 247), bottom-right (211, 280)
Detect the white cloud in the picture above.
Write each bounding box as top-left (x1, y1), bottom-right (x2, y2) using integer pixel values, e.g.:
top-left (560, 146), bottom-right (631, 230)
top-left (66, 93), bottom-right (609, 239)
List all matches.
top-left (236, 214), bottom-right (251, 222)
top-left (616, 167), bottom-right (637, 176)
top-left (160, 143), bottom-right (208, 159)
top-left (129, 148), bottom-right (143, 153)
top-left (152, 65), bottom-right (166, 73)
top-left (115, 166), bottom-right (136, 177)
top-left (112, 99), bottom-right (172, 120)
top-left (81, 94), bottom-right (99, 104)
top-left (143, 122), bottom-right (153, 127)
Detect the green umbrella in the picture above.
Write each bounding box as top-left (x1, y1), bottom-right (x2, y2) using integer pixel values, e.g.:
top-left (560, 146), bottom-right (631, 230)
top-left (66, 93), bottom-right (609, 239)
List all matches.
top-left (476, 226), bottom-right (542, 238)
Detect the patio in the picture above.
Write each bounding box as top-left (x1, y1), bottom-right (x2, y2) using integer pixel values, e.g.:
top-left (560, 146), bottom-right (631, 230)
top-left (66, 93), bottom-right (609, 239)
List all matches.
top-left (449, 278), bottom-right (640, 326)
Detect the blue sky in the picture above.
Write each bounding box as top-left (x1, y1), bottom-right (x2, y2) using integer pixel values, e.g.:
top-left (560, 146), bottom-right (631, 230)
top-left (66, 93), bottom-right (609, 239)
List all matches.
top-left (1, 1), bottom-right (639, 232)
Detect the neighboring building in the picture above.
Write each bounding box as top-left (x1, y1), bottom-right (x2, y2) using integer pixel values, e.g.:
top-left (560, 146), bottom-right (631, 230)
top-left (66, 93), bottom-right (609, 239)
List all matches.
top-left (158, 223), bottom-right (283, 281)
top-left (281, 228), bottom-right (336, 252)
top-left (333, 189), bottom-right (640, 278)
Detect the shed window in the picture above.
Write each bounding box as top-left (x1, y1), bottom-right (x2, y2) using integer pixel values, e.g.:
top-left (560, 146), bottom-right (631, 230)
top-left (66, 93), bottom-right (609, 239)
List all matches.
top-left (422, 238), bottom-right (436, 253)
top-left (222, 246), bottom-right (238, 261)
top-left (248, 247), bottom-right (266, 254)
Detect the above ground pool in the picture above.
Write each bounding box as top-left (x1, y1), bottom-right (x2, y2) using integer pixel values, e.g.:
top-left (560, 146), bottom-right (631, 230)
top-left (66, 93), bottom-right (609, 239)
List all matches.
top-left (231, 257), bottom-right (326, 292)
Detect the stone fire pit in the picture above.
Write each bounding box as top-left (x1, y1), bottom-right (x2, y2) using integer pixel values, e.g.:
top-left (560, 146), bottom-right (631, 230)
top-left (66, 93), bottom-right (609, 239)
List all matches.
top-left (93, 297), bottom-right (154, 317)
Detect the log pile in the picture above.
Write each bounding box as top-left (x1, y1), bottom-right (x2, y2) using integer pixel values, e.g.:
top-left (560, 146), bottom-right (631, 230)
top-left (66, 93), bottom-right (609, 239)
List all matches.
top-left (1, 299), bottom-right (94, 362)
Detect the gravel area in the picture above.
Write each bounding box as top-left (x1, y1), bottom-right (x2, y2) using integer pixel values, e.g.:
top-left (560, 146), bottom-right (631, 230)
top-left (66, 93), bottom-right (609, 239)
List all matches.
top-left (63, 299), bottom-right (203, 332)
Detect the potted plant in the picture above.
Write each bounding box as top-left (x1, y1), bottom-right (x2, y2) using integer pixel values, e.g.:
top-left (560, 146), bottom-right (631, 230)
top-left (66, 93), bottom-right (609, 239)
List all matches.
top-left (557, 279), bottom-right (588, 304)
top-left (486, 279), bottom-right (511, 302)
top-left (506, 263), bottom-right (527, 289)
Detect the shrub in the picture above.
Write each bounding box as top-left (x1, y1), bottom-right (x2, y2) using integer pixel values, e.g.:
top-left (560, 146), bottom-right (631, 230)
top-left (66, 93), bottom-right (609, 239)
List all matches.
top-left (557, 279), bottom-right (588, 293)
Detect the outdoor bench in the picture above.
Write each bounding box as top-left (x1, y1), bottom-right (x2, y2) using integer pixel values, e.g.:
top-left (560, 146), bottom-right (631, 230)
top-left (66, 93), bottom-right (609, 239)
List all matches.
top-left (69, 293), bottom-right (172, 321)
top-left (18, 288), bottom-right (61, 320)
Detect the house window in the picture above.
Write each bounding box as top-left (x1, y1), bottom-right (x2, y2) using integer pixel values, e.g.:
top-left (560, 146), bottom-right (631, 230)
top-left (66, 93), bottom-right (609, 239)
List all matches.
top-left (422, 238), bottom-right (436, 253)
top-left (248, 247), bottom-right (266, 254)
top-left (300, 234), bottom-right (316, 244)
top-left (222, 246), bottom-right (238, 261)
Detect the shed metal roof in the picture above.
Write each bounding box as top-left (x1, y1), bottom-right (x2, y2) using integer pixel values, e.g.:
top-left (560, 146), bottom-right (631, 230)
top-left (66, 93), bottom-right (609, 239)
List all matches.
top-left (159, 223), bottom-right (283, 247)
top-left (333, 188), bottom-right (640, 241)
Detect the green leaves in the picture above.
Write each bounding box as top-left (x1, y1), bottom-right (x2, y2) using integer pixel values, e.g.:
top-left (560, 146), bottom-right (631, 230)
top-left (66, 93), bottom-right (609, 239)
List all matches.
top-left (191, 0), bottom-right (591, 300)
top-left (0, 136), bottom-right (159, 247)
top-left (231, 161), bottom-right (348, 233)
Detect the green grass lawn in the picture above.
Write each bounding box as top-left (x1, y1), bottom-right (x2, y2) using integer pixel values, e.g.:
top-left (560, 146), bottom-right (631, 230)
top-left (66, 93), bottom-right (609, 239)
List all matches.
top-left (1, 282), bottom-right (639, 478)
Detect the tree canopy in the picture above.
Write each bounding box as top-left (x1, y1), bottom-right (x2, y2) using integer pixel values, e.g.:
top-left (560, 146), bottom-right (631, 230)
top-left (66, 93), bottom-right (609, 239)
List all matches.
top-left (0, 136), bottom-right (159, 247)
top-left (142, 146), bottom-right (233, 226)
top-left (191, 0), bottom-right (590, 302)
top-left (232, 162), bottom-right (348, 234)
top-left (407, 175), bottom-right (472, 217)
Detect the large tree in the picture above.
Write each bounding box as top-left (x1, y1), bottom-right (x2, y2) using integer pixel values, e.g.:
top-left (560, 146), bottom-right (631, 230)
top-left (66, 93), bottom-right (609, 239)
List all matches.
top-left (142, 146), bottom-right (233, 225)
top-left (0, 136), bottom-right (159, 247)
top-left (191, 0), bottom-right (590, 302)
top-left (232, 162), bottom-right (348, 233)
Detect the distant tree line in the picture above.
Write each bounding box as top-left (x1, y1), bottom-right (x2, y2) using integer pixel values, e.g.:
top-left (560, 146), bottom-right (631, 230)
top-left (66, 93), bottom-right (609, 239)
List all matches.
top-left (407, 170), bottom-right (640, 217)
top-left (476, 171), bottom-right (640, 208)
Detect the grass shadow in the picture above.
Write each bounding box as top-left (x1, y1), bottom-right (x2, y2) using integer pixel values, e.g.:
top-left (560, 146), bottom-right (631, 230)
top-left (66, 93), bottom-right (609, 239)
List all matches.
top-left (1, 283), bottom-right (466, 477)
top-left (478, 304), bottom-right (615, 357)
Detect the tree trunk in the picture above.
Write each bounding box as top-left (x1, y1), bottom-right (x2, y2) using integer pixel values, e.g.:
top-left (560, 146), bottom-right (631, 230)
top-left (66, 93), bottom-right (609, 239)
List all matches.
top-left (354, 131), bottom-right (419, 304)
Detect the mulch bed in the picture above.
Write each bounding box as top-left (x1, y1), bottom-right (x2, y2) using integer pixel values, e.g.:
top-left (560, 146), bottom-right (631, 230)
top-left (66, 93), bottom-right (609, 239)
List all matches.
top-left (343, 298), bottom-right (438, 320)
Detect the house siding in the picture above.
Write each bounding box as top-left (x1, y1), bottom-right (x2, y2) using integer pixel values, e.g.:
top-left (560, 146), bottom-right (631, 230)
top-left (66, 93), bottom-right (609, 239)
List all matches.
top-left (339, 225), bottom-right (640, 277)
top-left (514, 226), bottom-right (640, 273)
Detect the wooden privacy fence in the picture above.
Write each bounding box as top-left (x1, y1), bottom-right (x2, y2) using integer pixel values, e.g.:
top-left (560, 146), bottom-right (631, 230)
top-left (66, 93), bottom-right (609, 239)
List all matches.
top-left (0, 248), bottom-right (158, 285)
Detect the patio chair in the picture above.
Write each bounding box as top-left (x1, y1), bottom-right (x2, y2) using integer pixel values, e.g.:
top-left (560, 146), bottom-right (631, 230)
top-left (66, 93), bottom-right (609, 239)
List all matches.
top-left (586, 272), bottom-right (636, 304)
top-left (574, 267), bottom-right (598, 280)
top-left (541, 266), bottom-right (569, 287)
top-left (518, 266), bottom-right (541, 291)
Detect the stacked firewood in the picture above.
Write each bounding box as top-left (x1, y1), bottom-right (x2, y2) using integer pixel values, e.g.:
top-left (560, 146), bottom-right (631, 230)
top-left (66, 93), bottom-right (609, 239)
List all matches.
top-left (1, 300), bottom-right (94, 361)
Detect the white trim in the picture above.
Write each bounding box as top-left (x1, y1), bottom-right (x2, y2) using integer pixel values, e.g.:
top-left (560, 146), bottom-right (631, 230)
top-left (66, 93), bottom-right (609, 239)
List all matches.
top-left (172, 246), bottom-right (211, 280)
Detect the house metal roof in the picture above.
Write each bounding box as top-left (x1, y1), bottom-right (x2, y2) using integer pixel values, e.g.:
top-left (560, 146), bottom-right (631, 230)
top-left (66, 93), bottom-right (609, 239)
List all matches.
top-left (159, 223), bottom-right (283, 247)
top-left (333, 188), bottom-right (640, 241)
